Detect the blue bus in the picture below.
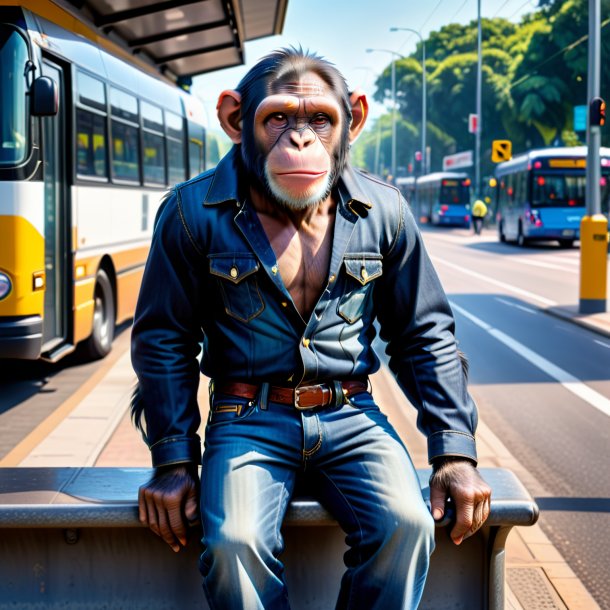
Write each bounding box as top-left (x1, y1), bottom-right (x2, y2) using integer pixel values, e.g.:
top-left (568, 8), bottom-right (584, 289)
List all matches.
top-left (397, 172), bottom-right (472, 228)
top-left (494, 147), bottom-right (610, 248)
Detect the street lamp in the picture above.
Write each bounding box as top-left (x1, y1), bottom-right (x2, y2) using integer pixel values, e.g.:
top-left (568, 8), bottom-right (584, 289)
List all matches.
top-left (366, 48), bottom-right (402, 181)
top-left (390, 27), bottom-right (427, 175)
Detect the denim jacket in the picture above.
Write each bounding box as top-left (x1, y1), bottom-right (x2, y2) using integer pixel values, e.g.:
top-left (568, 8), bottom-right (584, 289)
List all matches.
top-left (131, 148), bottom-right (478, 468)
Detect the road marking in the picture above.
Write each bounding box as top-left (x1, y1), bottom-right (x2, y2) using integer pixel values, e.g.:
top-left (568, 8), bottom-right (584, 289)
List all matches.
top-left (432, 256), bottom-right (558, 306)
top-left (450, 301), bottom-right (610, 419)
top-left (594, 339), bottom-right (610, 349)
top-left (513, 258), bottom-right (578, 273)
top-left (495, 297), bottom-right (538, 314)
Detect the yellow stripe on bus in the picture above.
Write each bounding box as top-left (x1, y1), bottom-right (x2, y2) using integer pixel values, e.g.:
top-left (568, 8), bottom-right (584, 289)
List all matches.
top-left (0, 215), bottom-right (44, 316)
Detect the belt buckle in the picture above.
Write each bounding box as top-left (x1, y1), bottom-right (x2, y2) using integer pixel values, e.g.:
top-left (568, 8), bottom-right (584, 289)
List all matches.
top-left (292, 383), bottom-right (332, 411)
top-left (293, 384), bottom-right (322, 410)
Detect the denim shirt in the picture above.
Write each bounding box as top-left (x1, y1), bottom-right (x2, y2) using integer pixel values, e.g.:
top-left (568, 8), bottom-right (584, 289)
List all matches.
top-left (131, 148), bottom-right (478, 468)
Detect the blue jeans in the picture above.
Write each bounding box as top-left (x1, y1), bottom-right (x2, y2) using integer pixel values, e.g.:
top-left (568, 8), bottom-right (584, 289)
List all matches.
top-left (199, 390), bottom-right (435, 610)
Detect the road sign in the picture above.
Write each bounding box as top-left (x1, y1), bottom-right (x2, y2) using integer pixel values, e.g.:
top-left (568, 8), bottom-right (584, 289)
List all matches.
top-left (491, 140), bottom-right (512, 163)
top-left (574, 105), bottom-right (587, 132)
top-left (468, 113), bottom-right (478, 134)
top-left (443, 150), bottom-right (473, 171)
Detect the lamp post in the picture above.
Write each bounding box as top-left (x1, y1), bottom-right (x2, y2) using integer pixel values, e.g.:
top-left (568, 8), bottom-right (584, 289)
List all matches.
top-left (366, 48), bottom-right (402, 181)
top-left (390, 27), bottom-right (427, 174)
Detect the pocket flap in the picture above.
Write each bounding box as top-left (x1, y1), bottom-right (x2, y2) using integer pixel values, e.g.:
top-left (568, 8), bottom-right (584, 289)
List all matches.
top-left (209, 254), bottom-right (260, 284)
top-left (343, 255), bottom-right (383, 285)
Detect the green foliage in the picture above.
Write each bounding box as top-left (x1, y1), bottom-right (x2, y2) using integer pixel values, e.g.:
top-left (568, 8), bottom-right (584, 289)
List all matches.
top-left (358, 0), bottom-right (610, 177)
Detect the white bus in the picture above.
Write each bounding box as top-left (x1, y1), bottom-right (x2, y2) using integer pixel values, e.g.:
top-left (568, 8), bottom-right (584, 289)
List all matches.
top-left (0, 5), bottom-right (206, 361)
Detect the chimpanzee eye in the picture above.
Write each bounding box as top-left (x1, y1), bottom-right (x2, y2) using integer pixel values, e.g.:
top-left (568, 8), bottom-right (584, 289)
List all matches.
top-left (310, 114), bottom-right (331, 128)
top-left (266, 113), bottom-right (289, 128)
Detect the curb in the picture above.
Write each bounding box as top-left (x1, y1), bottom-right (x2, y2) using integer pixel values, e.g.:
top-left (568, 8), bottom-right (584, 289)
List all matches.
top-left (544, 305), bottom-right (610, 339)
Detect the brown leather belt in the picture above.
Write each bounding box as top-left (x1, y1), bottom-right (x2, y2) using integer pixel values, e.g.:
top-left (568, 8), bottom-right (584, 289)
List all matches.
top-left (214, 380), bottom-right (369, 410)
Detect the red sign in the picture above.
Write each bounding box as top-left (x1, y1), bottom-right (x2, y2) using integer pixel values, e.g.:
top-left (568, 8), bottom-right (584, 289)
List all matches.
top-left (468, 113), bottom-right (478, 134)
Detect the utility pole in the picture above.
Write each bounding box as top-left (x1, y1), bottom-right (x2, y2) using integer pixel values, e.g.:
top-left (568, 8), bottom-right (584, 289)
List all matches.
top-left (579, 0), bottom-right (607, 313)
top-left (475, 0), bottom-right (483, 198)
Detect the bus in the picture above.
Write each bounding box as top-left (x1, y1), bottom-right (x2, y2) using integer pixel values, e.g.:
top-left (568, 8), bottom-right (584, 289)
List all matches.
top-left (395, 176), bottom-right (416, 210)
top-left (397, 172), bottom-right (472, 227)
top-left (494, 147), bottom-right (610, 248)
top-left (0, 5), bottom-right (206, 361)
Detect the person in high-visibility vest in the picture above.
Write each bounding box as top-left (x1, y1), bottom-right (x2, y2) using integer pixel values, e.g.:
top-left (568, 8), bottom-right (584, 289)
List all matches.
top-left (471, 199), bottom-right (487, 235)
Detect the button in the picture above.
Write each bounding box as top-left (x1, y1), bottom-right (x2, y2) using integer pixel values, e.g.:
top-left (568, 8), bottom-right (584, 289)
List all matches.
top-left (271, 265), bottom-right (278, 275)
top-left (281, 301), bottom-right (288, 308)
top-left (329, 274), bottom-right (336, 282)
top-left (230, 266), bottom-right (238, 278)
top-left (302, 338), bottom-right (310, 348)
top-left (361, 267), bottom-right (368, 281)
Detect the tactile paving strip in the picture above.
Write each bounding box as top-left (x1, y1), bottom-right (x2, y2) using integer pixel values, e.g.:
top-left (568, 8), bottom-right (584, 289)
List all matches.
top-left (507, 567), bottom-right (567, 610)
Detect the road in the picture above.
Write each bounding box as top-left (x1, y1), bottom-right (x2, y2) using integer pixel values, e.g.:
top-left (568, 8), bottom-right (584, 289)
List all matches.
top-left (0, 225), bottom-right (609, 608)
top-left (418, 226), bottom-right (610, 610)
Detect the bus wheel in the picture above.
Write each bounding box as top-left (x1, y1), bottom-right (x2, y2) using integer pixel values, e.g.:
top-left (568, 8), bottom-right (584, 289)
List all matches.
top-left (498, 221), bottom-right (506, 243)
top-left (517, 224), bottom-right (528, 247)
top-left (84, 268), bottom-right (115, 360)
top-left (558, 239), bottom-right (574, 248)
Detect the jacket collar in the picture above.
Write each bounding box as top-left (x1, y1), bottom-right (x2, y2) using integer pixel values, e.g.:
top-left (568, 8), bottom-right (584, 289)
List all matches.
top-left (203, 146), bottom-right (373, 216)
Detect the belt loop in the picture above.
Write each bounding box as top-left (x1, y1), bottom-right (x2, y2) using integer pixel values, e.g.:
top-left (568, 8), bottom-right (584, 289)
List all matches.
top-left (258, 382), bottom-right (270, 410)
top-left (208, 379), bottom-right (215, 423)
top-left (332, 380), bottom-right (345, 407)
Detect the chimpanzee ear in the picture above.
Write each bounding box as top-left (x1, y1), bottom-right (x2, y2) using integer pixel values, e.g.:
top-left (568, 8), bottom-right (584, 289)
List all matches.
top-left (217, 90), bottom-right (242, 144)
top-left (349, 89), bottom-right (369, 143)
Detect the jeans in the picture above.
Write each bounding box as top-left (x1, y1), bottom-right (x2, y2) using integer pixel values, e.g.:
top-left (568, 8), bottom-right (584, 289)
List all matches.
top-left (199, 390), bottom-right (435, 610)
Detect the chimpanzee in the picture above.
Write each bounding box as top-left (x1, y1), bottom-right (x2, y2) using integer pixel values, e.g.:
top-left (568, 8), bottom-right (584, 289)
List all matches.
top-left (132, 47), bottom-right (491, 609)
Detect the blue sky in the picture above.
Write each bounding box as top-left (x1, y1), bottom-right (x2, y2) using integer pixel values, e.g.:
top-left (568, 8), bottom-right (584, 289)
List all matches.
top-left (192, 0), bottom-right (537, 128)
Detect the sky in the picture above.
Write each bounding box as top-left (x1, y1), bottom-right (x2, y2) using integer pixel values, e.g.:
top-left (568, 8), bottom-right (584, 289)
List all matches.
top-left (192, 0), bottom-right (538, 129)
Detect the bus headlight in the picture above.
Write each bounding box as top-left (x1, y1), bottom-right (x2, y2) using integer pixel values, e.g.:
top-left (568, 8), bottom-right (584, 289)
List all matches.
top-left (0, 273), bottom-right (12, 300)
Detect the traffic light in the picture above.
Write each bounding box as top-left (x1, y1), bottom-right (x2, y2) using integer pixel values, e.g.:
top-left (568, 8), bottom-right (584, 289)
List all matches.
top-left (414, 151), bottom-right (422, 162)
top-left (590, 97), bottom-right (606, 127)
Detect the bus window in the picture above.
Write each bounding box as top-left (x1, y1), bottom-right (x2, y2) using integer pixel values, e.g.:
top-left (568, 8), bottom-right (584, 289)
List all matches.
top-left (141, 101), bottom-right (165, 185)
top-left (440, 179), bottom-right (469, 204)
top-left (188, 121), bottom-right (205, 178)
top-left (76, 71), bottom-right (108, 178)
top-left (110, 87), bottom-right (140, 183)
top-left (532, 174), bottom-right (585, 207)
top-left (0, 25), bottom-right (28, 166)
top-left (166, 111), bottom-right (185, 184)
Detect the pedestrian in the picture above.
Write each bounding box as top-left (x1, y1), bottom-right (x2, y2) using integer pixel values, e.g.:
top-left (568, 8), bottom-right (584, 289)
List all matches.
top-left (472, 199), bottom-right (488, 235)
top-left (131, 47), bottom-right (491, 610)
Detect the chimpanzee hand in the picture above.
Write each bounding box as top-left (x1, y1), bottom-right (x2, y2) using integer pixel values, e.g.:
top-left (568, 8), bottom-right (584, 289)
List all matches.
top-left (138, 464), bottom-right (200, 552)
top-left (429, 458), bottom-right (491, 546)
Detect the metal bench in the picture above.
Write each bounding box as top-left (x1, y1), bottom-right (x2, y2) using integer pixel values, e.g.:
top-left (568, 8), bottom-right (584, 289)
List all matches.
top-left (0, 467), bottom-right (538, 609)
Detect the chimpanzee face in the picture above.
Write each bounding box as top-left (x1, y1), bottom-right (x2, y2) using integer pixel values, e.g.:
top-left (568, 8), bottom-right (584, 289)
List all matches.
top-left (255, 72), bottom-right (343, 209)
top-left (216, 49), bottom-right (368, 210)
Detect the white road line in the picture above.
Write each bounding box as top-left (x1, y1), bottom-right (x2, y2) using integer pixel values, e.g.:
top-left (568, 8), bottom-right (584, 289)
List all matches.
top-left (495, 297), bottom-right (538, 314)
top-left (431, 256), bottom-right (558, 306)
top-left (450, 301), bottom-right (610, 418)
top-left (512, 258), bottom-right (578, 273)
top-left (594, 339), bottom-right (610, 349)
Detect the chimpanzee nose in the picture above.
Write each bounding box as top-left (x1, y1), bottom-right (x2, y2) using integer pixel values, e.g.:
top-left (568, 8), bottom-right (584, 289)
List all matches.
top-left (288, 126), bottom-right (315, 149)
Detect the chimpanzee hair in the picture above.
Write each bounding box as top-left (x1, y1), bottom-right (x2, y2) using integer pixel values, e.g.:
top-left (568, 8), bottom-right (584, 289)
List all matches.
top-left (235, 47), bottom-right (353, 190)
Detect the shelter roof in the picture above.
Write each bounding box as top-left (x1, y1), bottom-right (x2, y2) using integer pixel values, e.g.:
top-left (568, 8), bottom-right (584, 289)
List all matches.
top-left (55, 0), bottom-right (287, 80)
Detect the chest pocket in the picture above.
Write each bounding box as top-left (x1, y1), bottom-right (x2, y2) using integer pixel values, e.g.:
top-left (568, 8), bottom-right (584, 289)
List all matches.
top-left (209, 254), bottom-right (265, 323)
top-left (338, 254), bottom-right (383, 324)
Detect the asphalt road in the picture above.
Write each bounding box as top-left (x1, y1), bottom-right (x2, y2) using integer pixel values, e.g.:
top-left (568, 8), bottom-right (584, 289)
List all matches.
top-left (418, 225), bottom-right (610, 610)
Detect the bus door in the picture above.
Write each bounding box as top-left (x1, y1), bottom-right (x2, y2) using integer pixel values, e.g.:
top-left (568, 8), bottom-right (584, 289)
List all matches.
top-left (40, 60), bottom-right (68, 351)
